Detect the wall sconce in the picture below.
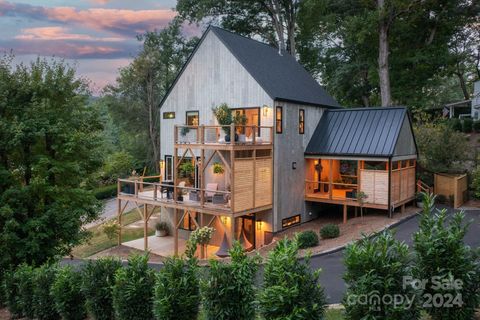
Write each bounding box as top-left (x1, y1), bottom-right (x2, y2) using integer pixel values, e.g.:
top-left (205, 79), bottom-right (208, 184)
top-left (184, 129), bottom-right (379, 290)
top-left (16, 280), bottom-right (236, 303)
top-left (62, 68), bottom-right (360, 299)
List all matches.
top-left (159, 160), bottom-right (165, 172)
top-left (221, 216), bottom-right (228, 225)
top-left (257, 219), bottom-right (263, 230)
top-left (262, 105), bottom-right (269, 117)
top-left (292, 162), bottom-right (297, 170)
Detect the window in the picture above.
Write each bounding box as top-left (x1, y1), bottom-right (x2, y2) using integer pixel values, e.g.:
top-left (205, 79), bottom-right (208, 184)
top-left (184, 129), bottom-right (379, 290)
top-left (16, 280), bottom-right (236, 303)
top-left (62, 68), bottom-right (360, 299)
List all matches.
top-left (282, 215), bottom-right (301, 229)
top-left (299, 109), bottom-right (305, 134)
top-left (231, 107), bottom-right (260, 136)
top-left (186, 111), bottom-right (199, 126)
top-left (163, 112), bottom-right (175, 119)
top-left (276, 106), bottom-right (283, 133)
top-left (164, 155), bottom-right (173, 181)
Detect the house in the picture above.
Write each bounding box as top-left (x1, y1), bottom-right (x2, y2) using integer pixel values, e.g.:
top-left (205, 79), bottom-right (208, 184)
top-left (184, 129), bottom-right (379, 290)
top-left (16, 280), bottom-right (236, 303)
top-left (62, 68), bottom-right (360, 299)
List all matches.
top-left (116, 26), bottom-right (418, 256)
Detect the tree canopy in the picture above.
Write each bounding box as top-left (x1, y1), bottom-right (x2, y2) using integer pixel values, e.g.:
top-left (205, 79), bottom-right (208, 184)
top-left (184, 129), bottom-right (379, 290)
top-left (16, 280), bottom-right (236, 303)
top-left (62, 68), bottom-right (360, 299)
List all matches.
top-left (0, 56), bottom-right (103, 270)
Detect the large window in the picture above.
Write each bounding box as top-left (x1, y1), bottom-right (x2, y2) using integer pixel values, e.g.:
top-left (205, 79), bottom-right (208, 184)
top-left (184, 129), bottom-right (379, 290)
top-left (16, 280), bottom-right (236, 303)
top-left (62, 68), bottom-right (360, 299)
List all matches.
top-left (282, 215), bottom-right (301, 229)
top-left (276, 106), bottom-right (283, 134)
top-left (163, 112), bottom-right (175, 119)
top-left (186, 111), bottom-right (199, 126)
top-left (164, 155), bottom-right (173, 181)
top-left (299, 109), bottom-right (305, 134)
top-left (232, 107), bottom-right (260, 137)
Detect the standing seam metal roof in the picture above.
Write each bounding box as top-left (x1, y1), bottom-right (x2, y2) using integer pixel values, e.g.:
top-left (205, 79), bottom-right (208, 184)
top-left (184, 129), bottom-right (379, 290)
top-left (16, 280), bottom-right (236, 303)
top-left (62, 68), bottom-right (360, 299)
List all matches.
top-left (305, 107), bottom-right (412, 157)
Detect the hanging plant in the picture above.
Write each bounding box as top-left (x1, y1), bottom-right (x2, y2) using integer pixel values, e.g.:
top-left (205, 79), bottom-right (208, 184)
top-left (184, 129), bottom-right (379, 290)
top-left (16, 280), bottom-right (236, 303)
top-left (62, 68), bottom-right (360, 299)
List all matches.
top-left (213, 162), bottom-right (224, 174)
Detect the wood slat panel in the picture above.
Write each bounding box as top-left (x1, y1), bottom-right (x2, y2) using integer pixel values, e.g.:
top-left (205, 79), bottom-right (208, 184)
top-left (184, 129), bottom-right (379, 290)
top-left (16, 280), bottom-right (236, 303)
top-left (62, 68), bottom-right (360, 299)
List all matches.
top-left (234, 159), bottom-right (254, 211)
top-left (255, 158), bottom-right (272, 207)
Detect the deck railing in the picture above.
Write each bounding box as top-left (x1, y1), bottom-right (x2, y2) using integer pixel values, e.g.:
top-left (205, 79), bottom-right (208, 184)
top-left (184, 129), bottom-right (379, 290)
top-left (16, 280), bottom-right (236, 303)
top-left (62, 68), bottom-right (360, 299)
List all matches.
top-left (118, 179), bottom-right (232, 211)
top-left (305, 180), bottom-right (359, 201)
top-left (174, 124), bottom-right (273, 145)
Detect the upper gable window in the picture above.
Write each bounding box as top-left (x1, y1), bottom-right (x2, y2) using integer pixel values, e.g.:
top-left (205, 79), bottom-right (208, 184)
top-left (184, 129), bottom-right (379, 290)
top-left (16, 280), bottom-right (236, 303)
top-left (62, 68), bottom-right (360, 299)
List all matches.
top-left (163, 112), bottom-right (175, 119)
top-left (276, 106), bottom-right (283, 134)
top-left (186, 111), bottom-right (199, 126)
top-left (299, 109), bottom-right (305, 134)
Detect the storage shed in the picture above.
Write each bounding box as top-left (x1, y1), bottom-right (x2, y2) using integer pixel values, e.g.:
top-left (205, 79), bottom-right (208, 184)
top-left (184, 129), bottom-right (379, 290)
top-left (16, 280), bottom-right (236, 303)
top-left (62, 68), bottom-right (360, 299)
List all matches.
top-left (304, 107), bottom-right (418, 221)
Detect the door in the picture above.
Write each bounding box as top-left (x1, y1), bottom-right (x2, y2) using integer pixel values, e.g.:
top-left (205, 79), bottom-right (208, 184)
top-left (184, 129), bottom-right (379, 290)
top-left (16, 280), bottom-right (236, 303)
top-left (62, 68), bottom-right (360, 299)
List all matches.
top-left (240, 215), bottom-right (255, 251)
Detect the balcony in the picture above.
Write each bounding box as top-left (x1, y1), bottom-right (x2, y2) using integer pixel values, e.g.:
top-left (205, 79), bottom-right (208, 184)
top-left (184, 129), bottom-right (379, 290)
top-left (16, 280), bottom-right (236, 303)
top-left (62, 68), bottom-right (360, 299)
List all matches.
top-left (174, 124), bottom-right (273, 150)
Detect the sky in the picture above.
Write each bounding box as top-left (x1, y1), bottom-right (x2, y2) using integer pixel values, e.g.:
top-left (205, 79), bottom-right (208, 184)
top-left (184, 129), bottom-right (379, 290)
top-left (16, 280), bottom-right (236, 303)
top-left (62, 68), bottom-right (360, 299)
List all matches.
top-left (0, 0), bottom-right (190, 93)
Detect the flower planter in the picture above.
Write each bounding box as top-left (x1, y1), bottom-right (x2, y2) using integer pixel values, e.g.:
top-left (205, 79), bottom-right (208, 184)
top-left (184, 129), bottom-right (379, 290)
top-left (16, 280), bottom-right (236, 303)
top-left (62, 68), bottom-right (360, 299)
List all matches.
top-left (155, 230), bottom-right (168, 237)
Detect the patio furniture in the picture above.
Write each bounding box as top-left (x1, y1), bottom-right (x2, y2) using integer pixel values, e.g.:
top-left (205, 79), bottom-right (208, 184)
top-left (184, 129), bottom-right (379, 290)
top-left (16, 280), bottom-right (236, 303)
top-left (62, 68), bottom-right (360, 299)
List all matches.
top-left (212, 194), bottom-right (227, 204)
top-left (205, 183), bottom-right (218, 202)
top-left (161, 180), bottom-right (174, 199)
top-left (189, 190), bottom-right (200, 201)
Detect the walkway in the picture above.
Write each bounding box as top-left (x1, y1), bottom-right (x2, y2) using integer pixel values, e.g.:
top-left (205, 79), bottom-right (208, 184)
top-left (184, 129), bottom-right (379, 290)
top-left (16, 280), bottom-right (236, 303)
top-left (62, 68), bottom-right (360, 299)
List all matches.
top-left (84, 197), bottom-right (136, 229)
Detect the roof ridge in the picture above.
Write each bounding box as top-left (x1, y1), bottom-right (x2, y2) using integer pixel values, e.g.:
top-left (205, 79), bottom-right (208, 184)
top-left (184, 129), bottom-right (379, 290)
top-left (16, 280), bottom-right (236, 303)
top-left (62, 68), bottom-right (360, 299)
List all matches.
top-left (327, 106), bottom-right (407, 112)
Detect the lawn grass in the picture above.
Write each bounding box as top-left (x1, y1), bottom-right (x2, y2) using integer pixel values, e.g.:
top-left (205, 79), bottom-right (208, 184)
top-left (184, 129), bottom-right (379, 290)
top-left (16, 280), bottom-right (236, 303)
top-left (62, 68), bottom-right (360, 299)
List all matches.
top-left (72, 209), bottom-right (153, 258)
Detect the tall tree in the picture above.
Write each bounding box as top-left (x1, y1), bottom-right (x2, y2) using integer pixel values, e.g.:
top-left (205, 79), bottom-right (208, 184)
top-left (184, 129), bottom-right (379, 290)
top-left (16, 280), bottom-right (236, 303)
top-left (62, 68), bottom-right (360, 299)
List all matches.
top-left (176, 0), bottom-right (300, 56)
top-left (106, 18), bottom-right (197, 172)
top-left (0, 55), bottom-right (103, 271)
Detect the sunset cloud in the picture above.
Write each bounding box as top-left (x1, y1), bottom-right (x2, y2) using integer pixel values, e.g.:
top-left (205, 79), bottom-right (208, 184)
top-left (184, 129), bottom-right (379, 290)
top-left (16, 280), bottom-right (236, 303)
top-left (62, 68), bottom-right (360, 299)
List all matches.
top-left (0, 1), bottom-right (176, 36)
top-left (15, 27), bottom-right (125, 42)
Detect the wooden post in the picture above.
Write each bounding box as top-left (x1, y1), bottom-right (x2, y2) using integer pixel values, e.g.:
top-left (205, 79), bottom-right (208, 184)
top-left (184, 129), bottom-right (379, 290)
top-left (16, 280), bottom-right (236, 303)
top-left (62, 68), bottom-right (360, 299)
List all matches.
top-left (230, 123), bottom-right (235, 146)
top-left (117, 198), bottom-right (122, 245)
top-left (200, 148), bottom-right (205, 207)
top-left (230, 216), bottom-right (236, 248)
top-left (230, 148), bottom-right (235, 212)
top-left (401, 204), bottom-right (405, 214)
top-left (328, 159), bottom-right (333, 200)
top-left (253, 149), bottom-right (256, 208)
top-left (143, 204), bottom-right (148, 251)
top-left (174, 209), bottom-right (179, 256)
top-left (343, 204), bottom-right (347, 224)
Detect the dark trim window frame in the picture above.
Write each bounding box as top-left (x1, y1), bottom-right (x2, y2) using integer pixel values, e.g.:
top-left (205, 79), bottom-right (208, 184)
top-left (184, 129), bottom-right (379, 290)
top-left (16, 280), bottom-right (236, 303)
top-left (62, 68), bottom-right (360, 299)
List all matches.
top-left (282, 214), bottom-right (301, 229)
top-left (164, 155), bottom-right (173, 181)
top-left (186, 110), bottom-right (199, 126)
top-left (299, 109), bottom-right (305, 134)
top-left (231, 107), bottom-right (261, 136)
top-left (163, 112), bottom-right (175, 119)
top-left (276, 106), bottom-right (283, 134)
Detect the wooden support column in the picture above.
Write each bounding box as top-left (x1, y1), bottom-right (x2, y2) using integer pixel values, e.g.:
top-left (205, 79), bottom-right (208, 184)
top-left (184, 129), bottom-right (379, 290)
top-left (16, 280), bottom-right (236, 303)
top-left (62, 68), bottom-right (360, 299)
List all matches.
top-left (343, 204), bottom-right (348, 224)
top-left (253, 149), bottom-right (256, 208)
top-left (230, 148), bottom-right (235, 212)
top-left (328, 159), bottom-right (333, 200)
top-left (143, 204), bottom-right (148, 251)
top-left (174, 209), bottom-right (179, 256)
top-left (230, 216), bottom-right (236, 248)
top-left (117, 198), bottom-right (122, 245)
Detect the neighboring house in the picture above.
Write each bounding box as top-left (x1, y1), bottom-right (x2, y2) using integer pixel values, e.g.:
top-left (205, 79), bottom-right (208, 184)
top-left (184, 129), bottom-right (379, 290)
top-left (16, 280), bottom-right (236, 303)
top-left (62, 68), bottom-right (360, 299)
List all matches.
top-left (116, 26), bottom-right (418, 255)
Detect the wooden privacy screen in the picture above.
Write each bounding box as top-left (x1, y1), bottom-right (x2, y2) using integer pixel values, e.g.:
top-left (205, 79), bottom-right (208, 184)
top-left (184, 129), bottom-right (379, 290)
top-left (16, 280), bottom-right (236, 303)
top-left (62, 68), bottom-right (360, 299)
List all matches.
top-left (434, 173), bottom-right (468, 208)
top-left (391, 167), bottom-right (415, 205)
top-left (234, 158), bottom-right (272, 212)
top-left (360, 170), bottom-right (388, 205)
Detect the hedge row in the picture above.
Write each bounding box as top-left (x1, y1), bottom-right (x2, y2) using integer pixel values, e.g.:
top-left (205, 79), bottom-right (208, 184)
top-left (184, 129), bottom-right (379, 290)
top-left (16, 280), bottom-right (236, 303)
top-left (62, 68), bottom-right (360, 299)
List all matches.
top-left (2, 240), bottom-right (326, 320)
top-left (92, 184), bottom-right (118, 200)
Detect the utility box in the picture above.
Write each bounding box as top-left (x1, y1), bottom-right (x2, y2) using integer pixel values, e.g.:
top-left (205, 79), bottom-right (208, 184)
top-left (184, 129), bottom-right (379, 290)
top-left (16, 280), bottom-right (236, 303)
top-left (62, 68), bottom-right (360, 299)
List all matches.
top-left (434, 173), bottom-right (468, 208)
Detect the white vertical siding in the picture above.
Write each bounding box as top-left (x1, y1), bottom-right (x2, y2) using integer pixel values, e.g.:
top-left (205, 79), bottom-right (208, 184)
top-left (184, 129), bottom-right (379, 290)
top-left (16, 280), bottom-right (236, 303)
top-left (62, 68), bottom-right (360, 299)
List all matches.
top-left (160, 30), bottom-right (273, 158)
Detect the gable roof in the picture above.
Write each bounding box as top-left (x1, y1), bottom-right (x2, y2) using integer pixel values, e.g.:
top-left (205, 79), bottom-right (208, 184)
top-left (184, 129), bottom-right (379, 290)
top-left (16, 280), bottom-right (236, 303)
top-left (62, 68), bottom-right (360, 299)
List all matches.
top-left (159, 26), bottom-right (339, 109)
top-left (305, 107), bottom-right (417, 158)
top-left (210, 27), bottom-right (339, 108)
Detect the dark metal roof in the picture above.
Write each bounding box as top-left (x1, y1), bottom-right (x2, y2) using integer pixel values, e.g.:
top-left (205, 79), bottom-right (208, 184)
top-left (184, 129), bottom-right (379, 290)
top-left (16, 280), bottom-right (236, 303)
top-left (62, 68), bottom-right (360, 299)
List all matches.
top-left (210, 27), bottom-right (339, 108)
top-left (305, 107), bottom-right (412, 158)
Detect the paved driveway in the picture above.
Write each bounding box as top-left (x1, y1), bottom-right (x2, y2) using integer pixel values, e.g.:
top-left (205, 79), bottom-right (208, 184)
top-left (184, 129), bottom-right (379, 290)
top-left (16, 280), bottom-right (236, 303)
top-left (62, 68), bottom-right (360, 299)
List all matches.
top-left (314, 207), bottom-right (480, 303)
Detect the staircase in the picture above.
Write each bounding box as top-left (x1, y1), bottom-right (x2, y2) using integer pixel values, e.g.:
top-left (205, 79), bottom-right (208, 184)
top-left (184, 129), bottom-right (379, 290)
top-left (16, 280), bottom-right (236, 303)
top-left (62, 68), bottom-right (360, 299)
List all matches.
top-left (416, 179), bottom-right (433, 194)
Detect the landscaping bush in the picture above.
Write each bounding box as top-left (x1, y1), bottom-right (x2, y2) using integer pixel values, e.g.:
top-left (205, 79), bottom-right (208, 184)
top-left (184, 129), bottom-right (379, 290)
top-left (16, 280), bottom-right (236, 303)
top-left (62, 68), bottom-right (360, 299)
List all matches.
top-left (320, 224), bottom-right (340, 239)
top-left (16, 264), bottom-right (36, 319)
top-left (32, 264), bottom-right (60, 320)
top-left (51, 266), bottom-right (86, 320)
top-left (413, 193), bottom-right (480, 320)
top-left (153, 255), bottom-right (200, 320)
top-left (462, 118), bottom-right (473, 133)
top-left (113, 254), bottom-right (155, 320)
top-left (471, 166), bottom-right (480, 199)
top-left (473, 120), bottom-right (480, 132)
top-left (93, 184), bottom-right (118, 200)
top-left (343, 231), bottom-right (419, 319)
top-left (259, 238), bottom-right (326, 319)
top-left (82, 257), bottom-right (122, 320)
top-left (4, 269), bottom-right (23, 318)
top-left (297, 230), bottom-right (319, 249)
top-left (450, 118), bottom-right (462, 131)
top-left (201, 241), bottom-right (259, 320)
top-left (102, 151), bottom-right (136, 181)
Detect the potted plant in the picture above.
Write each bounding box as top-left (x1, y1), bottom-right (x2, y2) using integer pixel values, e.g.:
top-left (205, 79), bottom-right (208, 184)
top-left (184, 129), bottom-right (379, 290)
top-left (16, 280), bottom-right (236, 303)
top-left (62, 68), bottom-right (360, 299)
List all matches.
top-left (155, 221), bottom-right (169, 237)
top-left (416, 192), bottom-right (424, 208)
top-left (233, 112), bottom-right (247, 142)
top-left (212, 103), bottom-right (236, 142)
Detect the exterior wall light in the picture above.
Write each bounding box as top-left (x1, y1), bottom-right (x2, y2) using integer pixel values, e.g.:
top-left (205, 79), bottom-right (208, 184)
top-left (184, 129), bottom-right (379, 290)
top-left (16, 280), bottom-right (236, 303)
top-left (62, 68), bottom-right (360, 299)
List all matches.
top-left (262, 105), bottom-right (269, 117)
top-left (257, 219), bottom-right (263, 230)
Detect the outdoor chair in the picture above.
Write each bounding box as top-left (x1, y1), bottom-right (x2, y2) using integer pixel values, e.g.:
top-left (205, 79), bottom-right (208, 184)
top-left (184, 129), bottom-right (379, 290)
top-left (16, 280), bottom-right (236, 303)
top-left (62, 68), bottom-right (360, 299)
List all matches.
top-left (205, 183), bottom-right (218, 202)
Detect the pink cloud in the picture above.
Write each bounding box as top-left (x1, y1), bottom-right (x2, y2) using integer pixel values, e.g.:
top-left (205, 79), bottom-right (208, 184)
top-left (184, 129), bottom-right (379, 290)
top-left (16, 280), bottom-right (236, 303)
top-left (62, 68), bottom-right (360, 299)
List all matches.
top-left (0, 1), bottom-right (176, 36)
top-left (15, 27), bottom-right (125, 42)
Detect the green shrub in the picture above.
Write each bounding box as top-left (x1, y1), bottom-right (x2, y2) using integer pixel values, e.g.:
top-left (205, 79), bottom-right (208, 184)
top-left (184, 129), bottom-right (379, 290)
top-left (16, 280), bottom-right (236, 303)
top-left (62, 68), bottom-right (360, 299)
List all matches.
top-left (0, 272), bottom-right (4, 308)
top-left (474, 121), bottom-right (480, 132)
top-left (320, 224), bottom-right (340, 239)
top-left (4, 269), bottom-right (23, 318)
top-left (471, 166), bottom-right (480, 199)
top-left (413, 193), bottom-right (480, 320)
top-left (93, 184), bottom-right (117, 199)
top-left (201, 241), bottom-right (259, 320)
top-left (259, 238), bottom-right (326, 319)
top-left (51, 266), bottom-right (86, 320)
top-left (16, 264), bottom-right (35, 319)
top-left (343, 231), bottom-right (419, 319)
top-left (153, 255), bottom-right (200, 320)
top-left (450, 118), bottom-right (462, 131)
top-left (82, 257), bottom-right (122, 320)
top-left (297, 230), bottom-right (319, 248)
top-left (103, 151), bottom-right (136, 181)
top-left (435, 194), bottom-right (447, 204)
top-left (33, 264), bottom-right (60, 320)
top-left (463, 118), bottom-right (473, 133)
top-left (113, 254), bottom-right (155, 320)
